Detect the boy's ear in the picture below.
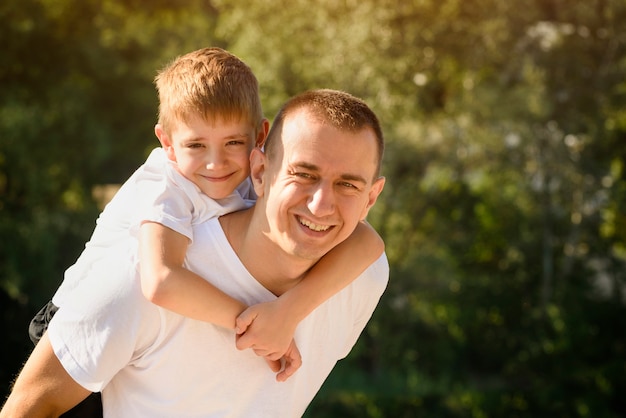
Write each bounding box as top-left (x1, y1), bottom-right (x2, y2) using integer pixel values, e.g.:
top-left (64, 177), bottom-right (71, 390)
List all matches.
top-left (249, 147), bottom-right (266, 197)
top-left (154, 124), bottom-right (177, 162)
top-left (255, 119), bottom-right (270, 148)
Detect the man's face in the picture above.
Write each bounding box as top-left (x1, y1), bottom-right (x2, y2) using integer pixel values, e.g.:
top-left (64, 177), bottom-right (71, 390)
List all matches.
top-left (156, 114), bottom-right (256, 200)
top-left (254, 109), bottom-right (385, 262)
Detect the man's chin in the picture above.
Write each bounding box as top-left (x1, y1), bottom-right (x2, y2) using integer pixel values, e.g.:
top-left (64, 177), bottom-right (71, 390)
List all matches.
top-left (290, 244), bottom-right (334, 262)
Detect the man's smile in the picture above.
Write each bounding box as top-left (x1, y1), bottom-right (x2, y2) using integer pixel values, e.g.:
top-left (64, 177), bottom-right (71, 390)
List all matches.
top-left (297, 216), bottom-right (331, 232)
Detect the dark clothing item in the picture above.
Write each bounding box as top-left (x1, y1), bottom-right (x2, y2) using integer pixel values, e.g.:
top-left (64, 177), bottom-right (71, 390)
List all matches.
top-left (29, 301), bottom-right (58, 345)
top-left (29, 301), bottom-right (104, 418)
top-left (60, 393), bottom-right (103, 418)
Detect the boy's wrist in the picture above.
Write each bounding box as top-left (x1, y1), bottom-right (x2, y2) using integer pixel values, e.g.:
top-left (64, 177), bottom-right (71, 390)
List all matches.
top-left (274, 290), bottom-right (312, 327)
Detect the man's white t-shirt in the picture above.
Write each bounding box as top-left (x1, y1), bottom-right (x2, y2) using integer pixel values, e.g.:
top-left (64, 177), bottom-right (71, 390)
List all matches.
top-left (47, 217), bottom-right (389, 417)
top-left (52, 147), bottom-right (253, 307)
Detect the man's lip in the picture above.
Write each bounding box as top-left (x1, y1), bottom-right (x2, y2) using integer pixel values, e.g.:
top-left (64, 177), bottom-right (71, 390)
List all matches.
top-left (296, 215), bottom-right (333, 233)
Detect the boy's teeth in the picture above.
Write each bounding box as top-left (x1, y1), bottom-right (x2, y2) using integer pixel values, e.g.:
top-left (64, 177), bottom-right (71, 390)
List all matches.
top-left (299, 218), bottom-right (330, 232)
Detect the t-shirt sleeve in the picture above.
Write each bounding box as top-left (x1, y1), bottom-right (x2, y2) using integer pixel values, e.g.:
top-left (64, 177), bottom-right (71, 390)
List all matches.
top-left (131, 148), bottom-right (249, 243)
top-left (47, 246), bottom-right (162, 392)
top-left (338, 253), bottom-right (389, 359)
top-left (132, 149), bottom-right (195, 241)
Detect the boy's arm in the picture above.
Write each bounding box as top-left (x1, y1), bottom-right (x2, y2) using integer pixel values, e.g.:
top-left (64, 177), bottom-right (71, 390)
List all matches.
top-left (139, 221), bottom-right (247, 330)
top-left (140, 221), bottom-right (303, 380)
top-left (0, 333), bottom-right (91, 418)
top-left (235, 221), bottom-right (384, 356)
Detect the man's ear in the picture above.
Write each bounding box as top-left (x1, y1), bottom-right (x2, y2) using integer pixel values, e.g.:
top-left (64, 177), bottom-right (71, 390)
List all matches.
top-left (255, 119), bottom-right (270, 148)
top-left (249, 147), bottom-right (266, 197)
top-left (360, 176), bottom-right (386, 220)
top-left (154, 124), bottom-right (177, 162)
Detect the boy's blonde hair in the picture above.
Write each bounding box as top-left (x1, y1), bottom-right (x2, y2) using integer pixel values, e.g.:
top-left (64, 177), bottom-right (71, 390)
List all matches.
top-left (155, 47), bottom-right (263, 134)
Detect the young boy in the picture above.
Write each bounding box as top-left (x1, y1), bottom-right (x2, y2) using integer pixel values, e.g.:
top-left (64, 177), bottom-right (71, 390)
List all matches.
top-left (30, 47), bottom-right (384, 384)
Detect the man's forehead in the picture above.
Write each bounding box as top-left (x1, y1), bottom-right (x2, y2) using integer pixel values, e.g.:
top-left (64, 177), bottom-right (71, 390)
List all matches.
top-left (281, 108), bottom-right (317, 132)
top-left (278, 111), bottom-right (378, 182)
top-left (282, 108), bottom-right (376, 144)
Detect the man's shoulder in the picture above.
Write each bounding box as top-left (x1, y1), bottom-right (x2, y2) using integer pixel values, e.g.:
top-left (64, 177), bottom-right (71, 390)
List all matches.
top-left (353, 253), bottom-right (389, 295)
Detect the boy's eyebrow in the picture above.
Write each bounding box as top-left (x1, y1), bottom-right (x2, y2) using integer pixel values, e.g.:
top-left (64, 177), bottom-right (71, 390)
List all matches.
top-left (188, 132), bottom-right (250, 142)
top-left (292, 162), bottom-right (368, 184)
top-left (224, 133), bottom-right (251, 139)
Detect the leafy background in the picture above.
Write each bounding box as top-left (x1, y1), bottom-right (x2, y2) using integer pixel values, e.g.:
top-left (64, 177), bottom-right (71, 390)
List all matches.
top-left (1, 0), bottom-right (625, 416)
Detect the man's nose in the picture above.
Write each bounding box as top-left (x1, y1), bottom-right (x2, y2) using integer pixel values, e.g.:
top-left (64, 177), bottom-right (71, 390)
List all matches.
top-left (308, 182), bottom-right (335, 217)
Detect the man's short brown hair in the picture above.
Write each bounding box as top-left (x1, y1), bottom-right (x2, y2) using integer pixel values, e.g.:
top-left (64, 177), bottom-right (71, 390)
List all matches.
top-left (265, 89), bottom-right (384, 179)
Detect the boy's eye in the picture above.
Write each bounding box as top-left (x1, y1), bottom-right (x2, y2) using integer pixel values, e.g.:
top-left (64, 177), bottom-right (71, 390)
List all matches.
top-left (187, 142), bottom-right (204, 149)
top-left (226, 140), bottom-right (246, 146)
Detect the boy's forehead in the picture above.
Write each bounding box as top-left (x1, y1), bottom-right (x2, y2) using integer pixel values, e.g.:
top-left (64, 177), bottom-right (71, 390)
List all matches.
top-left (173, 111), bottom-right (252, 127)
top-left (169, 113), bottom-right (256, 139)
top-left (183, 110), bottom-right (255, 127)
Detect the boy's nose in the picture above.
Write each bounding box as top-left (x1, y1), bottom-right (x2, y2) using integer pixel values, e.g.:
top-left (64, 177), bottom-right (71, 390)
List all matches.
top-left (205, 149), bottom-right (226, 170)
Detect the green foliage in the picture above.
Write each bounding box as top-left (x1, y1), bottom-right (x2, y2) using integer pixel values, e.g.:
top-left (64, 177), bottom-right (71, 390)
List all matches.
top-left (2, 0), bottom-right (626, 416)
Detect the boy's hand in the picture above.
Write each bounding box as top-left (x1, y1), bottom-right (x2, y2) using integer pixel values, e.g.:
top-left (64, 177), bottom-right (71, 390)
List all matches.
top-left (235, 300), bottom-right (297, 360)
top-left (263, 341), bottom-right (302, 382)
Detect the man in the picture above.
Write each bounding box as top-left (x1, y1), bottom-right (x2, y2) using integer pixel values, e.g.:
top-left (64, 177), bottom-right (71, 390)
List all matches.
top-left (1, 89), bottom-right (388, 417)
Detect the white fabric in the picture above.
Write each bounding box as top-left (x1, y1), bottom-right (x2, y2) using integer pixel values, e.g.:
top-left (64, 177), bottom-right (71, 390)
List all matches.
top-left (48, 217), bottom-right (389, 418)
top-left (52, 147), bottom-right (253, 307)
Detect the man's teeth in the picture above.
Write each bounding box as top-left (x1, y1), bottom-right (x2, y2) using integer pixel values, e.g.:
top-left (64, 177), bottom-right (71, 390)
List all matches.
top-left (299, 218), bottom-right (330, 232)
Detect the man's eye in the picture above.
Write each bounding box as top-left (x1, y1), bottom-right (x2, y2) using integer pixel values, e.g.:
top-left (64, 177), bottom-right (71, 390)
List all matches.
top-left (295, 172), bottom-right (313, 179)
top-left (340, 182), bottom-right (358, 189)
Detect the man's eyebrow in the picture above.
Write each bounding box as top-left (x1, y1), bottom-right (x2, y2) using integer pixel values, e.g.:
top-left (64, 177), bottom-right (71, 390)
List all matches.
top-left (292, 162), bottom-right (368, 184)
top-left (340, 173), bottom-right (368, 184)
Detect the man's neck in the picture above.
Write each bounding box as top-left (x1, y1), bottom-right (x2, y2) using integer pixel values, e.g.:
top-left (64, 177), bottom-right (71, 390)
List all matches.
top-left (219, 209), bottom-right (313, 296)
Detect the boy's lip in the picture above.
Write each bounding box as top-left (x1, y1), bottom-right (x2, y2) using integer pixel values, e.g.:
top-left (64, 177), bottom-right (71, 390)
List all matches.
top-left (200, 172), bottom-right (234, 182)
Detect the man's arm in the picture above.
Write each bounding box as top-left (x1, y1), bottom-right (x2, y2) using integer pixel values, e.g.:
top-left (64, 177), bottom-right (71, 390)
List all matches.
top-left (0, 332), bottom-right (90, 418)
top-left (235, 221), bottom-right (384, 357)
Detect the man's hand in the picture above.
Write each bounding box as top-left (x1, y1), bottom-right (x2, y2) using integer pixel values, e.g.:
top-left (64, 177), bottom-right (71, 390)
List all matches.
top-left (235, 300), bottom-right (298, 360)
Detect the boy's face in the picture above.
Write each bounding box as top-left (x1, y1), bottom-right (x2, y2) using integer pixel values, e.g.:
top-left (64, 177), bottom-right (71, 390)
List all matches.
top-left (156, 114), bottom-right (257, 200)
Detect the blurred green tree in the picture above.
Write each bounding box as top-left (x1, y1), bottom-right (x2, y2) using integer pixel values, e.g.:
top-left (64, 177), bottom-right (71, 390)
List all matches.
top-left (1, 0), bottom-right (625, 416)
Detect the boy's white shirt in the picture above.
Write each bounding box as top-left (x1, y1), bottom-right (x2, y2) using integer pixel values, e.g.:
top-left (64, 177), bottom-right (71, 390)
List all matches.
top-left (52, 147), bottom-right (254, 307)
